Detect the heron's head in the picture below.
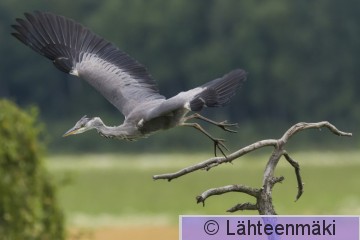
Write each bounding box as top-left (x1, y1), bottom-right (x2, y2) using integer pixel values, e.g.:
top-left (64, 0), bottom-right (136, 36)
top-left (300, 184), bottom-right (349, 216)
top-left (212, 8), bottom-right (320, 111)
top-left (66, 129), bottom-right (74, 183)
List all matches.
top-left (63, 115), bottom-right (103, 137)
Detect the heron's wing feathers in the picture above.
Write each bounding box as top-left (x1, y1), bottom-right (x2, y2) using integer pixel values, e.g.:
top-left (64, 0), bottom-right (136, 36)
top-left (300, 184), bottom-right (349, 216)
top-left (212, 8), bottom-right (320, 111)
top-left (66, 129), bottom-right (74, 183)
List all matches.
top-left (188, 69), bottom-right (247, 111)
top-left (145, 69), bottom-right (247, 121)
top-left (11, 11), bottom-right (165, 116)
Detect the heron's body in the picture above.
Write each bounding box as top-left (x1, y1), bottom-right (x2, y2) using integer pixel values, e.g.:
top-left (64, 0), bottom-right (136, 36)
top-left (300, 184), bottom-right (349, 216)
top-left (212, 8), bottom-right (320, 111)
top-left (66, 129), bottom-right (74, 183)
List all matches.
top-left (11, 11), bottom-right (247, 155)
top-left (98, 99), bottom-right (188, 140)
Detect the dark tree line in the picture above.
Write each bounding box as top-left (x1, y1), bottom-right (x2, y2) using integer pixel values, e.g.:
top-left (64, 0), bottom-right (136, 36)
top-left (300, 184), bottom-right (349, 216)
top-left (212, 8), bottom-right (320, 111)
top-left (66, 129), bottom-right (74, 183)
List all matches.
top-left (1, 0), bottom-right (358, 151)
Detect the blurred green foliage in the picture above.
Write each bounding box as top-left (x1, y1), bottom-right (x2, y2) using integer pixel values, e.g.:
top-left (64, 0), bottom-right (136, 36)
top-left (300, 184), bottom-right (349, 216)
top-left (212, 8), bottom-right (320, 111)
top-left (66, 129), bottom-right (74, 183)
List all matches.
top-left (0, 0), bottom-right (358, 152)
top-left (0, 99), bottom-right (64, 240)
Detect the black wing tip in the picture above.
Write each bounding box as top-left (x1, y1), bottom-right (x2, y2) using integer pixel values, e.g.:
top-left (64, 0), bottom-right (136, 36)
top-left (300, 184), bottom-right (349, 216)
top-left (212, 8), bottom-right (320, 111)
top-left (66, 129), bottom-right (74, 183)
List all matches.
top-left (10, 31), bottom-right (21, 38)
top-left (189, 68), bottom-right (248, 111)
top-left (11, 10), bottom-right (160, 94)
top-left (227, 68), bottom-right (248, 82)
top-left (15, 11), bottom-right (42, 23)
top-left (14, 17), bottom-right (23, 23)
top-left (11, 32), bottom-right (28, 45)
top-left (24, 12), bottom-right (33, 19)
top-left (11, 23), bottom-right (19, 28)
top-left (218, 68), bottom-right (248, 101)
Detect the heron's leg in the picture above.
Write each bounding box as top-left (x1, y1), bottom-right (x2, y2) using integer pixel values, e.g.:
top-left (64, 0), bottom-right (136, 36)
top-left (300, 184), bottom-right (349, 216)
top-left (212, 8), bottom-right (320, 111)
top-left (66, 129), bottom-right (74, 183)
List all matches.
top-left (181, 122), bottom-right (229, 157)
top-left (184, 113), bottom-right (238, 133)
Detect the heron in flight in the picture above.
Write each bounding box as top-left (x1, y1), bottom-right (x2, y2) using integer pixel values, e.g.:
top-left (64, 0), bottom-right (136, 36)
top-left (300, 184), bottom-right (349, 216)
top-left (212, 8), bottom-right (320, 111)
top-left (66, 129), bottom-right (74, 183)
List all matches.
top-left (11, 11), bottom-right (247, 156)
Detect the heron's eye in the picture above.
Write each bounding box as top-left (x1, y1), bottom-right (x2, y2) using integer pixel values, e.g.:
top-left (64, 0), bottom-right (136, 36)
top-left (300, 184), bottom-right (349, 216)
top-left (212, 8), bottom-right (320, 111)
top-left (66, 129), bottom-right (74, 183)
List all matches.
top-left (82, 120), bottom-right (91, 127)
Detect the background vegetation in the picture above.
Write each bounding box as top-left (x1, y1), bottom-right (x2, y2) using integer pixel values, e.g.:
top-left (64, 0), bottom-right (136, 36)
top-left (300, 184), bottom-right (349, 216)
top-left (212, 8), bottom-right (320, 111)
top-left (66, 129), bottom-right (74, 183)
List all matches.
top-left (0, 0), bottom-right (358, 152)
top-left (48, 151), bottom-right (360, 226)
top-left (0, 99), bottom-right (64, 240)
top-left (0, 2), bottom-right (358, 238)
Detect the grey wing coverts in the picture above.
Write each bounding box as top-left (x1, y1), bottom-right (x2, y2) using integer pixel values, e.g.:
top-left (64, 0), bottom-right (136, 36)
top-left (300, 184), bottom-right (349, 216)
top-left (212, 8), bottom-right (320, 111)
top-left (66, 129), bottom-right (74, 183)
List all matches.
top-left (11, 11), bottom-right (165, 116)
top-left (144, 69), bottom-right (247, 121)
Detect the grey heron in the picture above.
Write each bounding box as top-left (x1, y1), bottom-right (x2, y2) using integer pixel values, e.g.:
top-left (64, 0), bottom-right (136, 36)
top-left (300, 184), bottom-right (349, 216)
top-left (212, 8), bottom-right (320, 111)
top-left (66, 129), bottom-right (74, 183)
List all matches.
top-left (11, 11), bottom-right (247, 156)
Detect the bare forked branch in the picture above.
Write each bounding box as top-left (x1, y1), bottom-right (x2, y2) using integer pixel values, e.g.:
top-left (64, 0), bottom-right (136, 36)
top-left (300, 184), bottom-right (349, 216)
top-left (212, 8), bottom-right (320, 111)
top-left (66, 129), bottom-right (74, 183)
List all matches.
top-left (153, 121), bottom-right (351, 181)
top-left (153, 121), bottom-right (352, 215)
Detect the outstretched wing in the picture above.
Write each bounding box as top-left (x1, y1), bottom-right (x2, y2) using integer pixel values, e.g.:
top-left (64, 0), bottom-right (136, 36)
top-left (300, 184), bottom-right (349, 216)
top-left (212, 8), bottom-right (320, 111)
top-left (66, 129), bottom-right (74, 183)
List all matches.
top-left (11, 11), bottom-right (165, 117)
top-left (144, 69), bottom-right (247, 121)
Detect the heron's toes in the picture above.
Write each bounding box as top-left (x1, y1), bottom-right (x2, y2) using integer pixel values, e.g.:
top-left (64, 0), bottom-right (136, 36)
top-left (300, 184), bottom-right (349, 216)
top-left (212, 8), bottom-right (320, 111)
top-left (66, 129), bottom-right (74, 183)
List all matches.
top-left (213, 138), bottom-right (229, 158)
top-left (218, 121), bottom-right (238, 133)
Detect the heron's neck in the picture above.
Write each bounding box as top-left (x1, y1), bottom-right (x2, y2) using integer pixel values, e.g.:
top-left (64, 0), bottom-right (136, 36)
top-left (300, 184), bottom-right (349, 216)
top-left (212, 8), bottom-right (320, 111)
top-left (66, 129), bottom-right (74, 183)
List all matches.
top-left (93, 118), bottom-right (138, 140)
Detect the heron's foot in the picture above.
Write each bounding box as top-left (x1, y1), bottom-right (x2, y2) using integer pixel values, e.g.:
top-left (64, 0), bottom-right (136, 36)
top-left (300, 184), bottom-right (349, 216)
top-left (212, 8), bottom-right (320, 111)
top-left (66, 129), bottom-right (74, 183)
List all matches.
top-left (213, 137), bottom-right (229, 158)
top-left (215, 120), bottom-right (238, 133)
top-left (180, 121), bottom-right (230, 157)
top-left (185, 113), bottom-right (238, 133)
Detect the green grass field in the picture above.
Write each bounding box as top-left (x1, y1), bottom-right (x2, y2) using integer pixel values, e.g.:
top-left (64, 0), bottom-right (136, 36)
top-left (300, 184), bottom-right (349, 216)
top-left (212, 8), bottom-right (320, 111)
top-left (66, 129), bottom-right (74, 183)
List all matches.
top-left (46, 151), bottom-right (360, 228)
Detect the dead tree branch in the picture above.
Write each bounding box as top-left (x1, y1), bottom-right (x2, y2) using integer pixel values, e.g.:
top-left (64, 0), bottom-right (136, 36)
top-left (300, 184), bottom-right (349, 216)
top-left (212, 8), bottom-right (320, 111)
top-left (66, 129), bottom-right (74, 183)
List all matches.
top-left (196, 185), bottom-right (260, 206)
top-left (152, 139), bottom-right (278, 181)
top-left (227, 203), bottom-right (258, 212)
top-left (153, 121), bottom-right (352, 215)
top-left (283, 151), bottom-right (303, 201)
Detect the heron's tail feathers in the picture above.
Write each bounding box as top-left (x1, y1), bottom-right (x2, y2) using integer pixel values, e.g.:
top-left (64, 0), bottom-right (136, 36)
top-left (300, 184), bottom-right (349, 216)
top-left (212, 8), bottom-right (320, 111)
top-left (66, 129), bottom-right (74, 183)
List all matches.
top-left (189, 69), bottom-right (247, 111)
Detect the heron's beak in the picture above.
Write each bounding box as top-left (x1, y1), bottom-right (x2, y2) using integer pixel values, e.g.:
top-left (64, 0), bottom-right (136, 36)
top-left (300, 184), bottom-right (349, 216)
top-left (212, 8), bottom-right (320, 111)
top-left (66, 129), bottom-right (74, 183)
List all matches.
top-left (62, 127), bottom-right (82, 137)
